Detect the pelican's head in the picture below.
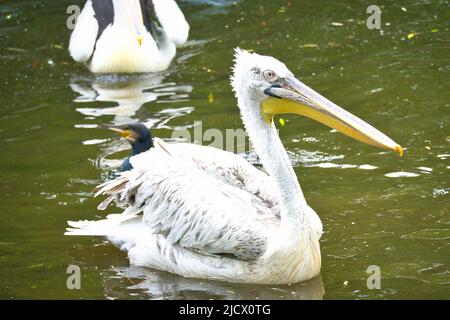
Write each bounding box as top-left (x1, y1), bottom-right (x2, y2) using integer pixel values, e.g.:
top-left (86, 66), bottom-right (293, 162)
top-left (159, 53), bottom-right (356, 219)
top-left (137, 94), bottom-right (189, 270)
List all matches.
top-left (231, 48), bottom-right (403, 156)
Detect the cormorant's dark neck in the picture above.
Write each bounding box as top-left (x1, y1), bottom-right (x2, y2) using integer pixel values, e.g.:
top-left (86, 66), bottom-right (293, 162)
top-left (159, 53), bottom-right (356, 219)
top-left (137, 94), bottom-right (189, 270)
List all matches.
top-left (132, 140), bottom-right (152, 155)
top-left (119, 140), bottom-right (153, 172)
top-left (119, 157), bottom-right (133, 172)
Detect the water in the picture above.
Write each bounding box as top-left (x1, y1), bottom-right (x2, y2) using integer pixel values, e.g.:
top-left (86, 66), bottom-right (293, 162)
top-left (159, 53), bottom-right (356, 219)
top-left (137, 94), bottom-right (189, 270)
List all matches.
top-left (0, 0), bottom-right (448, 299)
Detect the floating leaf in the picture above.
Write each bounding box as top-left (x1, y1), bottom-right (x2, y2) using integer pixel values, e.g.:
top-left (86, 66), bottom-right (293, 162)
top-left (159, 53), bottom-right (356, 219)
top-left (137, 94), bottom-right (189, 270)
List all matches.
top-left (300, 43), bottom-right (319, 48)
top-left (207, 93), bottom-right (214, 104)
top-left (407, 32), bottom-right (418, 39)
top-left (327, 42), bottom-right (341, 48)
top-left (6, 47), bottom-right (27, 53)
top-left (279, 118), bottom-right (286, 126)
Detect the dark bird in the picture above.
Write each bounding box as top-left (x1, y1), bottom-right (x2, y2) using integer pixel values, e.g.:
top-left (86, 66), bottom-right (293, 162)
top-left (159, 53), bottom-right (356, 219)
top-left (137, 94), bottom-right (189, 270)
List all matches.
top-left (103, 123), bottom-right (153, 171)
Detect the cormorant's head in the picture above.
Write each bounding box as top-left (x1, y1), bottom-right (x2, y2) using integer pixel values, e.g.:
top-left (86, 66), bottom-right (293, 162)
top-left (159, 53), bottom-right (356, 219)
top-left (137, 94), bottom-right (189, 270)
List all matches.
top-left (103, 123), bottom-right (153, 156)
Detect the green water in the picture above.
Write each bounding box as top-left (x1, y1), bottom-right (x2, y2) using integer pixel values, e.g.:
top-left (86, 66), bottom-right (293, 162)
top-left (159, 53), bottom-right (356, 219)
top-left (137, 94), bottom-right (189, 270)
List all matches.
top-left (0, 0), bottom-right (448, 299)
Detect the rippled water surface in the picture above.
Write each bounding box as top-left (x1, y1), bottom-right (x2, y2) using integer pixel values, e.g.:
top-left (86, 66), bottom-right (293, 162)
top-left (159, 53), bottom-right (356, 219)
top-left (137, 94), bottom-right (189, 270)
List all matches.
top-left (0, 0), bottom-right (448, 299)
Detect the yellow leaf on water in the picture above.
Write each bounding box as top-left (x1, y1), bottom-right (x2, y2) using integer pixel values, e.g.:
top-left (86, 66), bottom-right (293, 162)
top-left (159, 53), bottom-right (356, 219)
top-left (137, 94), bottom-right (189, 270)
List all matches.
top-left (208, 93), bottom-right (214, 104)
top-left (407, 32), bottom-right (417, 39)
top-left (327, 41), bottom-right (341, 48)
top-left (279, 118), bottom-right (286, 126)
top-left (300, 43), bottom-right (319, 48)
top-left (431, 29), bottom-right (439, 33)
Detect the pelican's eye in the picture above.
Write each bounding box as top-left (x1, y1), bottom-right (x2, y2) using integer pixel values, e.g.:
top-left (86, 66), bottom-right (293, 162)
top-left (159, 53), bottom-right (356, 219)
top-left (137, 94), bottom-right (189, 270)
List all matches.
top-left (263, 69), bottom-right (277, 82)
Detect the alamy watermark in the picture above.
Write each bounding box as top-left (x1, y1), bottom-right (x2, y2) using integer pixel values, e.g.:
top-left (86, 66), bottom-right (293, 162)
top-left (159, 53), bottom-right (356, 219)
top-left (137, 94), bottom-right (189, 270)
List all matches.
top-left (172, 121), bottom-right (253, 155)
top-left (66, 5), bottom-right (81, 30)
top-left (366, 265), bottom-right (381, 289)
top-left (366, 5), bottom-right (382, 30)
top-left (66, 264), bottom-right (81, 290)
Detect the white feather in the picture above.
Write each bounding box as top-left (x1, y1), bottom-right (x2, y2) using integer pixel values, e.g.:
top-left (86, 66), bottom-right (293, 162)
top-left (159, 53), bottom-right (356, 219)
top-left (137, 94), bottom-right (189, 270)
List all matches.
top-left (88, 24), bottom-right (175, 73)
top-left (68, 0), bottom-right (98, 63)
top-left (153, 0), bottom-right (190, 46)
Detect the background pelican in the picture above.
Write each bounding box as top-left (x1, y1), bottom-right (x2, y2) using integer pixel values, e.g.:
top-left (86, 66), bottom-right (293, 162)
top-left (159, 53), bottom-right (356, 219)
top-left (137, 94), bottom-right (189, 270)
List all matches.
top-left (66, 49), bottom-right (402, 284)
top-left (69, 0), bottom-right (189, 73)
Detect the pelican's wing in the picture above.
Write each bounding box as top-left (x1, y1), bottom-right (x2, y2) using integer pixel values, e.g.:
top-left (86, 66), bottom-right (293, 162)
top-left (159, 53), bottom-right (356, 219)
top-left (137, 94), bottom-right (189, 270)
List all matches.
top-left (69, 0), bottom-right (114, 63)
top-left (94, 140), bottom-right (280, 261)
top-left (152, 0), bottom-right (189, 46)
top-left (156, 142), bottom-right (279, 211)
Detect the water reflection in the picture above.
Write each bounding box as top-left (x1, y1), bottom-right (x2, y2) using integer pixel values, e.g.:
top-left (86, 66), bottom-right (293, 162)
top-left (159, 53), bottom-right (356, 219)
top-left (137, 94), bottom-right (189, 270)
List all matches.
top-left (103, 265), bottom-right (325, 300)
top-left (70, 73), bottom-right (193, 124)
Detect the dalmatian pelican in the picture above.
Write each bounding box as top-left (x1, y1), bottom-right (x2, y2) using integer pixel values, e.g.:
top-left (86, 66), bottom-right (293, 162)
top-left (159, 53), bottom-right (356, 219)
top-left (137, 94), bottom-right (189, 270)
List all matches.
top-left (69, 0), bottom-right (189, 73)
top-left (66, 49), bottom-right (402, 284)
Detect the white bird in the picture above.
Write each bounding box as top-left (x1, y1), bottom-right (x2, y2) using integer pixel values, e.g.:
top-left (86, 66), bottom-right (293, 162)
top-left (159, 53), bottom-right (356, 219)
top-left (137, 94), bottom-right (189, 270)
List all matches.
top-left (66, 49), bottom-right (403, 284)
top-left (69, 0), bottom-right (189, 73)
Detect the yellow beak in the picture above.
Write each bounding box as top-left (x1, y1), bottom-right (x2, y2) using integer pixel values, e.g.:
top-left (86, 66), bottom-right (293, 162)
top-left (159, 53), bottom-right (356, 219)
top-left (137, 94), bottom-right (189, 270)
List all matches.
top-left (261, 75), bottom-right (403, 156)
top-left (101, 125), bottom-right (136, 142)
top-left (137, 35), bottom-right (143, 46)
top-left (124, 0), bottom-right (145, 46)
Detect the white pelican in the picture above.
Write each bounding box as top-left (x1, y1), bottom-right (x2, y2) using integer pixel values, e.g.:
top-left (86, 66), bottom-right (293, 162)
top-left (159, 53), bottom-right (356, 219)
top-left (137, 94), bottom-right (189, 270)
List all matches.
top-left (66, 49), bottom-right (403, 284)
top-left (69, 0), bottom-right (189, 73)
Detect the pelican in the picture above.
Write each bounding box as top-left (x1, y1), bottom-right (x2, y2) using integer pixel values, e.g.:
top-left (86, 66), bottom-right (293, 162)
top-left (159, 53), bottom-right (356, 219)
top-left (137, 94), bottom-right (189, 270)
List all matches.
top-left (69, 0), bottom-right (189, 73)
top-left (66, 49), bottom-right (403, 284)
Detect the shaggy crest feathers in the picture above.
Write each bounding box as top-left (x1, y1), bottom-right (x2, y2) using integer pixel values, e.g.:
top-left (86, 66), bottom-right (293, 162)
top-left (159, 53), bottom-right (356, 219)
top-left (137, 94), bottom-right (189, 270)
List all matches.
top-left (231, 47), bottom-right (292, 96)
top-left (231, 47), bottom-right (251, 95)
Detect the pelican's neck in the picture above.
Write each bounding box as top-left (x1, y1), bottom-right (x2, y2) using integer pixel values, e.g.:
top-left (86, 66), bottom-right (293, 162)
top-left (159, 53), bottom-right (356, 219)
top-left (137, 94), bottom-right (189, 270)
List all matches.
top-left (237, 92), bottom-right (308, 228)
